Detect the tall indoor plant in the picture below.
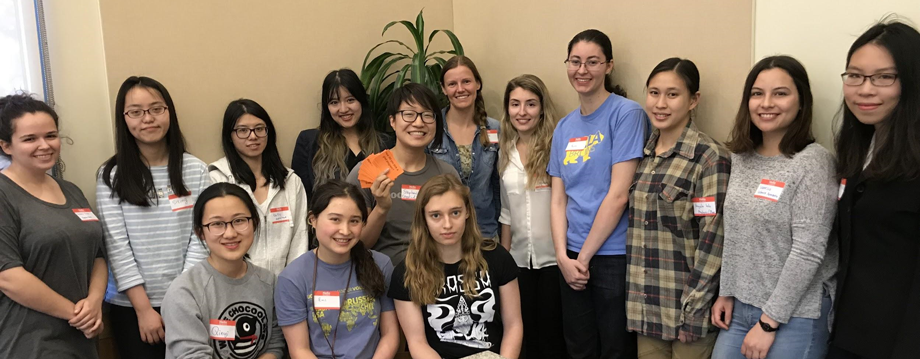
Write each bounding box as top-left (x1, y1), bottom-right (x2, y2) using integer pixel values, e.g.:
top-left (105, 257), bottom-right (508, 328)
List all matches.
top-left (360, 9), bottom-right (464, 131)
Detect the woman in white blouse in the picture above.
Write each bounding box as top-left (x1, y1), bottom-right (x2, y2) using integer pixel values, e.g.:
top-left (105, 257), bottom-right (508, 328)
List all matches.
top-left (498, 74), bottom-right (566, 357)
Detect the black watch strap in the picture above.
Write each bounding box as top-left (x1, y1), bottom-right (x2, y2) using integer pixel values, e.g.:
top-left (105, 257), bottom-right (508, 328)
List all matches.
top-left (759, 319), bottom-right (778, 332)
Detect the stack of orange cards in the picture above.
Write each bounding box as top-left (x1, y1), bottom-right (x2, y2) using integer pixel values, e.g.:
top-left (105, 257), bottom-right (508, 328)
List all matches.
top-left (357, 150), bottom-right (404, 188)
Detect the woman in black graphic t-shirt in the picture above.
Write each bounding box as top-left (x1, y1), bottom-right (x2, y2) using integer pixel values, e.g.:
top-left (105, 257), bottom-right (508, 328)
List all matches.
top-left (389, 175), bottom-right (522, 359)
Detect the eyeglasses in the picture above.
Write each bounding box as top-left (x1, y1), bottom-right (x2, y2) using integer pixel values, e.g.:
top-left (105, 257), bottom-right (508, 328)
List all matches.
top-left (841, 72), bottom-right (898, 87)
top-left (564, 59), bottom-right (609, 70)
top-left (397, 110), bottom-right (436, 124)
top-left (124, 106), bottom-right (168, 119)
top-left (202, 217), bottom-right (252, 236)
top-left (234, 126), bottom-right (268, 139)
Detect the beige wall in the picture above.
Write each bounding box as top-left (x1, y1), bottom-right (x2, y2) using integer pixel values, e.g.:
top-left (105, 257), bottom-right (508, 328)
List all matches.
top-left (452, 0), bottom-right (754, 142)
top-left (44, 0), bottom-right (113, 204)
top-left (754, 0), bottom-right (920, 149)
top-left (97, 0), bottom-right (456, 167)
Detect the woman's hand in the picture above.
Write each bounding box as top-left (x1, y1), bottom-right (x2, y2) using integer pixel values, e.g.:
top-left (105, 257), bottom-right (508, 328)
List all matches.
top-left (136, 307), bottom-right (165, 344)
top-left (711, 295), bottom-right (734, 330)
top-left (370, 169), bottom-right (394, 211)
top-left (741, 315), bottom-right (777, 359)
top-left (69, 297), bottom-right (103, 337)
top-left (557, 256), bottom-right (589, 291)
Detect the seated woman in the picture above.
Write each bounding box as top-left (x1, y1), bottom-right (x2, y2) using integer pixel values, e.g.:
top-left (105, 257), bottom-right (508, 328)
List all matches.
top-left (162, 183), bottom-right (285, 359)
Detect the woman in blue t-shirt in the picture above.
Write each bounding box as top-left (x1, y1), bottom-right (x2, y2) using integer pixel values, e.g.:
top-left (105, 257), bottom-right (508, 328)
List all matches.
top-left (547, 29), bottom-right (647, 359)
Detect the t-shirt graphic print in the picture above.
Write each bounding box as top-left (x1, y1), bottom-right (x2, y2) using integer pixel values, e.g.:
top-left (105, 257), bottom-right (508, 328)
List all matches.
top-left (428, 271), bottom-right (497, 349)
top-left (563, 131), bottom-right (605, 165)
top-left (211, 301), bottom-right (269, 359)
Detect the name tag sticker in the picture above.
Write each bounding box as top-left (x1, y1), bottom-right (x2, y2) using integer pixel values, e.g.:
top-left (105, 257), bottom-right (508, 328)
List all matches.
top-left (565, 137), bottom-right (588, 151)
top-left (270, 206), bottom-right (293, 227)
top-left (691, 197), bottom-right (717, 216)
top-left (168, 194), bottom-right (194, 212)
top-left (838, 179), bottom-right (846, 200)
top-left (209, 319), bottom-right (236, 341)
top-left (401, 184), bottom-right (420, 201)
top-left (73, 208), bottom-right (99, 222)
top-left (754, 179), bottom-right (786, 202)
top-left (314, 291), bottom-right (341, 310)
top-left (535, 183), bottom-right (551, 192)
top-left (487, 129), bottom-right (499, 144)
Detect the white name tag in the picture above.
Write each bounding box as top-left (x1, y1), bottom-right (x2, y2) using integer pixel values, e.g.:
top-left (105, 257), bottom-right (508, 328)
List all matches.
top-left (691, 197), bottom-right (717, 216)
top-left (314, 291), bottom-right (341, 310)
top-left (487, 129), bottom-right (499, 144)
top-left (401, 184), bottom-right (420, 201)
top-left (209, 319), bottom-right (236, 341)
top-left (838, 179), bottom-right (846, 201)
top-left (754, 179), bottom-right (786, 202)
top-left (72, 208), bottom-right (99, 222)
top-left (270, 206), bottom-right (293, 226)
top-left (168, 194), bottom-right (194, 212)
top-left (565, 136), bottom-right (588, 151)
top-left (535, 183), bottom-right (551, 192)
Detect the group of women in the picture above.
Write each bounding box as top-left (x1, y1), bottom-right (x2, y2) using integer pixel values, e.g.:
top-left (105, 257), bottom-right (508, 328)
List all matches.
top-left (0, 19), bottom-right (917, 359)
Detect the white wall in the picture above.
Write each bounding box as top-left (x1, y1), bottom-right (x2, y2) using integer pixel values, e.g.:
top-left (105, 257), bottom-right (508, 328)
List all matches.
top-left (43, 0), bottom-right (114, 204)
top-left (754, 0), bottom-right (920, 149)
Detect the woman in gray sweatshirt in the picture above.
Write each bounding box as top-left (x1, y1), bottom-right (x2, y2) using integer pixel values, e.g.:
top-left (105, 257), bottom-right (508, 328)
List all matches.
top-left (710, 56), bottom-right (838, 359)
top-left (162, 183), bottom-right (285, 359)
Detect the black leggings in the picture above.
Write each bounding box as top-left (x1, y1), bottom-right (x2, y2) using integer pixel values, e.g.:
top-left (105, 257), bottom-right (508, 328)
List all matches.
top-left (108, 304), bottom-right (166, 359)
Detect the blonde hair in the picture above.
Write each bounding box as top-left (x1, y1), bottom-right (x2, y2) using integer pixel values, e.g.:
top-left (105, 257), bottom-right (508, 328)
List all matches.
top-left (498, 74), bottom-right (560, 189)
top-left (404, 175), bottom-right (497, 305)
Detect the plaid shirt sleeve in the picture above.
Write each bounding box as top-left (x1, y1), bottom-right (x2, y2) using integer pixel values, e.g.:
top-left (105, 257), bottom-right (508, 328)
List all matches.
top-left (679, 152), bottom-right (731, 337)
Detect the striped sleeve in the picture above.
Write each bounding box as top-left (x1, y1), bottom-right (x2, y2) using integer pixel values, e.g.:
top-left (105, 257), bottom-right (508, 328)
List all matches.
top-left (96, 170), bottom-right (145, 292)
top-left (182, 160), bottom-right (211, 272)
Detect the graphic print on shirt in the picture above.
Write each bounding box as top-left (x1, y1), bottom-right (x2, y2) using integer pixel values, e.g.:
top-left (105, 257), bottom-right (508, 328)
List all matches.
top-left (211, 301), bottom-right (268, 359)
top-left (426, 271), bottom-right (495, 349)
top-left (563, 131), bottom-right (605, 165)
top-left (310, 285), bottom-right (379, 336)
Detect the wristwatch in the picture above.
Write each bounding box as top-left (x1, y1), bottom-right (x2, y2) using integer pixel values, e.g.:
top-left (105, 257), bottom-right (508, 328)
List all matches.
top-left (759, 319), bottom-right (778, 332)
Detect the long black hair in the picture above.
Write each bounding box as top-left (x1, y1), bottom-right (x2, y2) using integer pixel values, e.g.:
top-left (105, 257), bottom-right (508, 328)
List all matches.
top-left (192, 183), bottom-right (260, 256)
top-left (567, 29), bottom-right (627, 97)
top-left (835, 20), bottom-right (920, 181)
top-left (310, 180), bottom-right (386, 299)
top-left (220, 99), bottom-right (288, 191)
top-left (102, 76), bottom-right (188, 206)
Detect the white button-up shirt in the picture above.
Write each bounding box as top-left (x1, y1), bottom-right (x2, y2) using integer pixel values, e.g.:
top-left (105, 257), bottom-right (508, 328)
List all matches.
top-left (499, 142), bottom-right (557, 269)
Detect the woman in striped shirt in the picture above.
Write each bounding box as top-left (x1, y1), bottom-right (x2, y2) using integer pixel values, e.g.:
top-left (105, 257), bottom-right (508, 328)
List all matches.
top-left (97, 76), bottom-right (210, 359)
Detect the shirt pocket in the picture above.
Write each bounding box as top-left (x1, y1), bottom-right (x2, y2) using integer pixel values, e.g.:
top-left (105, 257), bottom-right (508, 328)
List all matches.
top-left (657, 183), bottom-right (692, 238)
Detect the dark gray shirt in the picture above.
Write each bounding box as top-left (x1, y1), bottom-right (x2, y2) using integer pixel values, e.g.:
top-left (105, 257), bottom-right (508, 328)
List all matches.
top-left (0, 174), bottom-right (105, 359)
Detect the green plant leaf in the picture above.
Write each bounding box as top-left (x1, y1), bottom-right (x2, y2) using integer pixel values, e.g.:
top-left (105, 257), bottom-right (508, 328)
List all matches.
top-left (383, 20), bottom-right (423, 51)
top-left (428, 29), bottom-right (464, 56)
top-left (395, 63), bottom-right (412, 88)
top-left (415, 10), bottom-right (425, 44)
top-left (369, 55), bottom-right (408, 98)
top-left (361, 52), bottom-right (399, 86)
top-left (362, 40), bottom-right (415, 70)
top-left (425, 50), bottom-right (457, 60)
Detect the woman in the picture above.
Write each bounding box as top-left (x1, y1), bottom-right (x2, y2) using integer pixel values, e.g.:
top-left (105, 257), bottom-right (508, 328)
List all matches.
top-left (162, 183), bottom-right (285, 359)
top-left (346, 83), bottom-right (458, 264)
top-left (548, 29), bottom-right (647, 359)
top-left (292, 69), bottom-right (392, 203)
top-left (209, 98), bottom-right (309, 277)
top-left (0, 94), bottom-right (107, 358)
top-left (389, 174), bottom-right (523, 359)
top-left (626, 58), bottom-right (730, 358)
top-left (497, 74), bottom-right (566, 358)
top-left (827, 21), bottom-right (920, 359)
top-left (431, 55), bottom-right (501, 240)
top-left (97, 76), bottom-right (210, 358)
top-left (275, 180), bottom-right (399, 359)
top-left (710, 56), bottom-right (836, 359)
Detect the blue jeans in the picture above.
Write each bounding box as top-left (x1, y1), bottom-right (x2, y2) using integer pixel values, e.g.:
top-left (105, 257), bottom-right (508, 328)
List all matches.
top-left (712, 294), bottom-right (831, 359)
top-left (559, 251), bottom-right (636, 359)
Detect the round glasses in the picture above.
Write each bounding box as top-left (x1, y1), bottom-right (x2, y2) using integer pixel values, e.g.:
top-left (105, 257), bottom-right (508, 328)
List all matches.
top-left (124, 106), bottom-right (168, 119)
top-left (397, 110), bottom-right (436, 124)
top-left (202, 217), bottom-right (252, 236)
top-left (234, 126), bottom-right (268, 139)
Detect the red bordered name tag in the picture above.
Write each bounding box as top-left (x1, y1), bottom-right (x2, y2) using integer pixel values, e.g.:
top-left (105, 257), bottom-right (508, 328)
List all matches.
top-left (565, 136), bottom-right (588, 151)
top-left (73, 208), bottom-right (99, 222)
top-left (313, 291), bottom-right (341, 310)
top-left (168, 194), bottom-right (194, 212)
top-left (401, 185), bottom-right (420, 201)
top-left (487, 129), bottom-right (499, 144)
top-left (691, 197), bottom-right (717, 216)
top-left (209, 319), bottom-right (236, 340)
top-left (270, 206), bottom-right (292, 224)
top-left (838, 179), bottom-right (846, 201)
top-left (754, 179), bottom-right (786, 202)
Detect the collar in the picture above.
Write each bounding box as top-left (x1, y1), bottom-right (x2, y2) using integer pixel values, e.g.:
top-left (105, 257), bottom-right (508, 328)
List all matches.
top-left (644, 121), bottom-right (700, 160)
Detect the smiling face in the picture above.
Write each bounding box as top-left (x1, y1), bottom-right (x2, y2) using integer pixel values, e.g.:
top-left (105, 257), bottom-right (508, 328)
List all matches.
top-left (567, 41), bottom-right (614, 95)
top-left (441, 65), bottom-right (481, 111)
top-left (231, 114), bottom-right (267, 161)
top-left (424, 190), bottom-right (468, 251)
top-left (328, 86), bottom-right (363, 129)
top-left (124, 86), bottom-right (170, 146)
top-left (200, 196), bottom-right (254, 263)
top-left (645, 71), bottom-right (699, 133)
top-left (507, 87), bottom-right (542, 136)
top-left (390, 100), bottom-right (437, 150)
top-left (0, 112), bottom-right (60, 173)
top-left (844, 43), bottom-right (901, 127)
top-left (748, 68), bottom-right (800, 137)
top-left (310, 196), bottom-right (364, 262)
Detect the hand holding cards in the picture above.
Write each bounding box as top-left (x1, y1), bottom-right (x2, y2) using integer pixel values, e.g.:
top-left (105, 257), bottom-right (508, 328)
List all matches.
top-left (357, 150), bottom-right (404, 188)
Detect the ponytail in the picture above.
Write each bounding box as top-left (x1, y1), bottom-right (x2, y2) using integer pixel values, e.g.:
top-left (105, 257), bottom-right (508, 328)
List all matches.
top-left (604, 75), bottom-right (627, 97)
top-left (350, 240), bottom-right (385, 298)
top-left (475, 96), bottom-right (491, 148)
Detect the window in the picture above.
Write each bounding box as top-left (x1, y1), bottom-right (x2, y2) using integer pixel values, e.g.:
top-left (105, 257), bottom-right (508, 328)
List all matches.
top-left (0, 0), bottom-right (52, 101)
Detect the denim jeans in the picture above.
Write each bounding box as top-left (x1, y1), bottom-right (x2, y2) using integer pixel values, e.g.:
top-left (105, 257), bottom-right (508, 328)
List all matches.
top-left (711, 293), bottom-right (831, 359)
top-left (559, 251), bottom-right (636, 359)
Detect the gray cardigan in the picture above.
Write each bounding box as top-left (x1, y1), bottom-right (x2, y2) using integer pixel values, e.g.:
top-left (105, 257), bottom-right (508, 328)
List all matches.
top-left (720, 143), bottom-right (838, 323)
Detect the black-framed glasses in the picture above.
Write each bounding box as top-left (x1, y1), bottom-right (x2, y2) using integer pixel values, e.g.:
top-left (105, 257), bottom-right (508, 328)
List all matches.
top-left (124, 106), bottom-right (168, 119)
top-left (202, 217), bottom-right (252, 235)
top-left (397, 110), bottom-right (436, 124)
top-left (841, 72), bottom-right (898, 87)
top-left (233, 126), bottom-right (268, 139)
top-left (564, 59), bottom-right (609, 70)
